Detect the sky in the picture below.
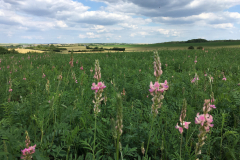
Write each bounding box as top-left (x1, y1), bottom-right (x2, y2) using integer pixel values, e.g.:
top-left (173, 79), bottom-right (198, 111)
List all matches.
top-left (0, 0), bottom-right (240, 44)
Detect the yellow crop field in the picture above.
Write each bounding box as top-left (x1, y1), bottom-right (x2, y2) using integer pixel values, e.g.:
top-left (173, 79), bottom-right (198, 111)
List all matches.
top-left (15, 49), bottom-right (45, 54)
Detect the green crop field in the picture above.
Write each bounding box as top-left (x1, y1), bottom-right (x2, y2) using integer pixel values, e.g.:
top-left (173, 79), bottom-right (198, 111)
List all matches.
top-left (0, 47), bottom-right (240, 159)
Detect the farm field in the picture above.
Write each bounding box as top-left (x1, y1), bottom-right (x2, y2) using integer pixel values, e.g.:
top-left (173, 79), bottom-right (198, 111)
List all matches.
top-left (0, 48), bottom-right (240, 160)
top-left (58, 41), bottom-right (240, 53)
top-left (14, 49), bottom-right (45, 53)
top-left (2, 41), bottom-right (239, 54)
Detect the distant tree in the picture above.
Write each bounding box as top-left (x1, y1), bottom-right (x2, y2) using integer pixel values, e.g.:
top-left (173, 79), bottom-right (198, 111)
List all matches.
top-left (186, 39), bottom-right (208, 43)
top-left (0, 46), bottom-right (19, 54)
top-left (188, 46), bottom-right (194, 49)
top-left (0, 46), bottom-right (9, 54)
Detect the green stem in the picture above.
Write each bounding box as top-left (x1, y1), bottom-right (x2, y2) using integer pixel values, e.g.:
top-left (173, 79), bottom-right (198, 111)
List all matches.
top-left (180, 133), bottom-right (183, 160)
top-left (116, 134), bottom-right (120, 160)
top-left (145, 115), bottom-right (154, 158)
top-left (93, 116), bottom-right (97, 160)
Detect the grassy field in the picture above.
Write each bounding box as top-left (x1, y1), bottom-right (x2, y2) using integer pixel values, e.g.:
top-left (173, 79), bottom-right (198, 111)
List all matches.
top-left (2, 41), bottom-right (240, 54)
top-left (58, 41), bottom-right (240, 53)
top-left (0, 48), bottom-right (240, 159)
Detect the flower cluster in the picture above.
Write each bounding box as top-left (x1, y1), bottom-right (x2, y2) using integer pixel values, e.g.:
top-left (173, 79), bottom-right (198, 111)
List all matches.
top-left (175, 99), bottom-right (191, 134)
top-left (21, 131), bottom-right (36, 160)
top-left (191, 73), bottom-right (199, 83)
top-left (92, 60), bottom-right (106, 117)
top-left (69, 54), bottom-right (74, 67)
top-left (195, 96), bottom-right (216, 156)
top-left (93, 60), bottom-right (101, 81)
top-left (194, 56), bottom-right (197, 64)
top-left (222, 75), bottom-right (226, 81)
top-left (153, 51), bottom-right (163, 80)
top-left (91, 82), bottom-right (106, 93)
top-left (149, 52), bottom-right (169, 116)
top-left (149, 81), bottom-right (168, 95)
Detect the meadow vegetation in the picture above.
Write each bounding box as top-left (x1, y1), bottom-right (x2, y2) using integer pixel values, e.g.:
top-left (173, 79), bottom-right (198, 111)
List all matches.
top-left (0, 47), bottom-right (240, 160)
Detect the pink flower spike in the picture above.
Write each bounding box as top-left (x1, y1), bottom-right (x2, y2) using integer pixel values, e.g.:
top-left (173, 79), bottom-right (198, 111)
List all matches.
top-left (222, 77), bottom-right (226, 81)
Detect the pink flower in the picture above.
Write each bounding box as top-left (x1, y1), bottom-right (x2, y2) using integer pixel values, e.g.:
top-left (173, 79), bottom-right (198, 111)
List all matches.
top-left (222, 77), bottom-right (226, 81)
top-left (21, 144), bottom-right (36, 160)
top-left (90, 68), bottom-right (93, 73)
top-left (149, 81), bottom-right (160, 94)
top-left (175, 123), bottom-right (183, 134)
top-left (9, 89), bottom-right (12, 92)
top-left (194, 60), bottom-right (197, 63)
top-left (80, 66), bottom-right (83, 70)
top-left (195, 113), bottom-right (205, 126)
top-left (160, 80), bottom-right (169, 91)
top-left (181, 121), bottom-right (191, 129)
top-left (205, 114), bottom-right (213, 123)
top-left (91, 82), bottom-right (106, 93)
top-left (191, 78), bottom-right (196, 83)
top-left (139, 69), bottom-right (141, 72)
top-left (204, 74), bottom-right (207, 76)
top-left (23, 78), bottom-right (26, 80)
top-left (75, 80), bottom-right (78, 83)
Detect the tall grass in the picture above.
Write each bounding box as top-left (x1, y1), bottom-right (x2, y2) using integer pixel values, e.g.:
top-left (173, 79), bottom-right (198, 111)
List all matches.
top-left (0, 48), bottom-right (239, 159)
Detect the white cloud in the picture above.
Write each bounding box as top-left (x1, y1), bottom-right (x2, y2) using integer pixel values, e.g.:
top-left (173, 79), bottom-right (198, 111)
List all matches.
top-left (79, 34), bottom-right (86, 38)
top-left (0, 10), bottom-right (4, 16)
top-left (0, 0), bottom-right (239, 43)
top-left (22, 36), bottom-right (32, 39)
top-left (130, 33), bottom-right (136, 37)
top-left (7, 31), bottom-right (13, 37)
top-left (56, 21), bottom-right (67, 28)
top-left (21, 36), bottom-right (44, 39)
top-left (211, 23), bottom-right (234, 29)
top-left (79, 32), bottom-right (100, 39)
top-left (120, 23), bottom-right (138, 29)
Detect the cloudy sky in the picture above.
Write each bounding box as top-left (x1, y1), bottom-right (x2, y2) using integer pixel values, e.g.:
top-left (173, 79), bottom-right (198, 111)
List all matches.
top-left (0, 0), bottom-right (240, 43)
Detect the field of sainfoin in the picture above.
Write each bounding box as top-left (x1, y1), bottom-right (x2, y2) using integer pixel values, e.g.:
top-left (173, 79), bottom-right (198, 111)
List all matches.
top-left (0, 48), bottom-right (240, 160)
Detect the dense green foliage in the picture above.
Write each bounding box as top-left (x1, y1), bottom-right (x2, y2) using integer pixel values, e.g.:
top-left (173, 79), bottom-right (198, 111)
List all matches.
top-left (186, 39), bottom-right (208, 43)
top-left (0, 46), bottom-right (19, 54)
top-left (0, 48), bottom-right (240, 159)
top-left (86, 46), bottom-right (125, 51)
top-left (26, 44), bottom-right (67, 52)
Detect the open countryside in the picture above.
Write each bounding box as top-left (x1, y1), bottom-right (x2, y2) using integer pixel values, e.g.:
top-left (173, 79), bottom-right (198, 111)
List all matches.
top-left (1, 0), bottom-right (240, 160)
